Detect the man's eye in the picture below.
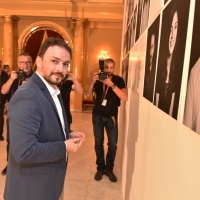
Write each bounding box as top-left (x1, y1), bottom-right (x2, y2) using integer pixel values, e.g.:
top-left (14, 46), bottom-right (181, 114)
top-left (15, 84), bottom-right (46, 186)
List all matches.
top-left (63, 63), bottom-right (69, 67)
top-left (52, 60), bottom-right (58, 64)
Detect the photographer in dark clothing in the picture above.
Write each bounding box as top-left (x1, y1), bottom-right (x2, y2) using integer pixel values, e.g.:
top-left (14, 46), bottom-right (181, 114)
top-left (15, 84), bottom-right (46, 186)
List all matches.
top-left (0, 61), bottom-right (9, 141)
top-left (58, 72), bottom-right (83, 129)
top-left (1, 52), bottom-right (33, 175)
top-left (85, 58), bottom-right (127, 182)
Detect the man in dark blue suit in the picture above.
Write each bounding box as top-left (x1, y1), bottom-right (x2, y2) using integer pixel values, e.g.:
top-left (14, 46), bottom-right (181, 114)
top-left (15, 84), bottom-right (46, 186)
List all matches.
top-left (4, 37), bottom-right (85, 200)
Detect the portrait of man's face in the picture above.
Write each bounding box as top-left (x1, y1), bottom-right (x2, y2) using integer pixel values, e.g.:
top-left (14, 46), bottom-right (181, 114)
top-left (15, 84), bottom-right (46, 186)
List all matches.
top-left (150, 34), bottom-right (155, 65)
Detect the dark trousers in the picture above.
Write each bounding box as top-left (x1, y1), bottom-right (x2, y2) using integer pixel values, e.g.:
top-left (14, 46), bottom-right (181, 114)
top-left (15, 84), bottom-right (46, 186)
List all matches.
top-left (0, 104), bottom-right (5, 136)
top-left (92, 114), bottom-right (118, 171)
top-left (6, 118), bottom-right (9, 161)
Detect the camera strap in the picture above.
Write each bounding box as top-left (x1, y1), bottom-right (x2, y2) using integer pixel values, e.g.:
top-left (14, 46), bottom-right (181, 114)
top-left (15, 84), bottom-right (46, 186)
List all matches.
top-left (102, 84), bottom-right (109, 99)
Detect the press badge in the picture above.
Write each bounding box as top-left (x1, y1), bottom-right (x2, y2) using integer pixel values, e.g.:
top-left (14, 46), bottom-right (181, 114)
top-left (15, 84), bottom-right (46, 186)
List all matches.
top-left (102, 99), bottom-right (107, 106)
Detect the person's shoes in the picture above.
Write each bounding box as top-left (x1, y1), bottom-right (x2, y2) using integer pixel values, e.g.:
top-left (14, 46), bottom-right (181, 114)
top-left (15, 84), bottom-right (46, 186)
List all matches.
top-left (0, 135), bottom-right (4, 141)
top-left (1, 166), bottom-right (7, 175)
top-left (104, 170), bottom-right (117, 182)
top-left (94, 170), bottom-right (104, 181)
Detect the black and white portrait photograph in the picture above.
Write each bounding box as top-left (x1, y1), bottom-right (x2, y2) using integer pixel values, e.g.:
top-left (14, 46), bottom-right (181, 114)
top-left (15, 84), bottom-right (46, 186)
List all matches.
top-left (130, 5), bottom-right (138, 50)
top-left (143, 15), bottom-right (160, 102)
top-left (122, 53), bottom-right (130, 86)
top-left (184, 0), bottom-right (200, 134)
top-left (135, 0), bottom-right (143, 42)
top-left (154, 0), bottom-right (190, 119)
top-left (140, 0), bottom-right (150, 35)
top-left (135, 0), bottom-right (150, 42)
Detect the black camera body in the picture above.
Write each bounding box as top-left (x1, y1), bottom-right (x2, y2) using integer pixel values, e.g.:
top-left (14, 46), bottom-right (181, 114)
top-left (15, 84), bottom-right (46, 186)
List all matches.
top-left (17, 68), bottom-right (27, 81)
top-left (98, 59), bottom-right (107, 81)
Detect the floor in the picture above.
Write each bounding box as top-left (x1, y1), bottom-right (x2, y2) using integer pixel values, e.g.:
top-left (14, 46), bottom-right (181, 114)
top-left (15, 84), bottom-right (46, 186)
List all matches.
top-left (0, 112), bottom-right (123, 200)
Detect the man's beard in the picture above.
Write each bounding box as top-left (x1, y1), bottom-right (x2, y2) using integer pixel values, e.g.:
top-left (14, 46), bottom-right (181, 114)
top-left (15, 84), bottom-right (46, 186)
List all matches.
top-left (107, 72), bottom-right (113, 77)
top-left (44, 72), bottom-right (64, 86)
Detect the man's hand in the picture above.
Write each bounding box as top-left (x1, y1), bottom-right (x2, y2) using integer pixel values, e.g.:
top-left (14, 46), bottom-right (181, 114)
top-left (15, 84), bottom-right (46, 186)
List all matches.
top-left (70, 131), bottom-right (85, 140)
top-left (10, 71), bottom-right (18, 81)
top-left (66, 72), bottom-right (75, 81)
top-left (65, 131), bottom-right (86, 153)
top-left (91, 73), bottom-right (99, 84)
top-left (102, 78), bottom-right (114, 87)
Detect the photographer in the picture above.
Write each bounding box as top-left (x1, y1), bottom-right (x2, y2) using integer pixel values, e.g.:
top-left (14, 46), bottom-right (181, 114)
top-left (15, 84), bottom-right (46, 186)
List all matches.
top-left (0, 61), bottom-right (9, 141)
top-left (84, 58), bottom-right (127, 182)
top-left (1, 52), bottom-right (33, 175)
top-left (58, 72), bottom-right (83, 129)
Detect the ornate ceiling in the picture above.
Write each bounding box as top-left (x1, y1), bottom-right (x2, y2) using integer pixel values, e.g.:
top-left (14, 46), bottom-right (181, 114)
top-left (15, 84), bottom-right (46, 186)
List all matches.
top-left (0, 0), bottom-right (124, 22)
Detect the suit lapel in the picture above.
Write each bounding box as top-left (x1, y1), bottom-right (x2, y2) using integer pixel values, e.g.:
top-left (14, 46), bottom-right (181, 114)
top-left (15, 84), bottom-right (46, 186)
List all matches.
top-left (31, 73), bottom-right (69, 139)
top-left (57, 94), bottom-right (69, 139)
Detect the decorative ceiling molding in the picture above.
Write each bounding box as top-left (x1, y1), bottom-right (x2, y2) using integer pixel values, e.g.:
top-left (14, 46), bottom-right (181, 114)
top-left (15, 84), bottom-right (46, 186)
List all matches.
top-left (0, 1), bottom-right (124, 22)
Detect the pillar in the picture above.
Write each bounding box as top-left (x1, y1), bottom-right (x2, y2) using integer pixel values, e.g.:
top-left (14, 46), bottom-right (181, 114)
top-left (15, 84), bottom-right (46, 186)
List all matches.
top-left (13, 16), bottom-right (20, 71)
top-left (71, 18), bottom-right (88, 112)
top-left (2, 16), bottom-right (14, 69)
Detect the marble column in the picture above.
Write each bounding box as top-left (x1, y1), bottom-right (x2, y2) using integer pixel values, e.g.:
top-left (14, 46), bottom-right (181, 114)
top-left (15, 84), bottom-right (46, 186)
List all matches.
top-left (12, 16), bottom-right (20, 71)
top-left (71, 18), bottom-right (88, 112)
top-left (2, 16), bottom-right (14, 70)
top-left (72, 18), bottom-right (84, 82)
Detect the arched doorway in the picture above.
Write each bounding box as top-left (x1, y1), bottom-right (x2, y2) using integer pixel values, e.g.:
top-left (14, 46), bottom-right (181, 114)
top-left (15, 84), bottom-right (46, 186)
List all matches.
top-left (18, 21), bottom-right (73, 70)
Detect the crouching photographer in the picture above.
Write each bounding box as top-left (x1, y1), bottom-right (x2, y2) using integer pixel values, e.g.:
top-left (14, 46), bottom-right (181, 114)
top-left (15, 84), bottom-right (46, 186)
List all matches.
top-left (1, 52), bottom-right (33, 175)
top-left (84, 58), bottom-right (128, 182)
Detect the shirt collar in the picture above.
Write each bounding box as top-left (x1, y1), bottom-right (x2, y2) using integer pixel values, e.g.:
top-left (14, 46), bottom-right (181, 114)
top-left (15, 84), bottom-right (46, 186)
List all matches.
top-left (36, 71), bottom-right (60, 96)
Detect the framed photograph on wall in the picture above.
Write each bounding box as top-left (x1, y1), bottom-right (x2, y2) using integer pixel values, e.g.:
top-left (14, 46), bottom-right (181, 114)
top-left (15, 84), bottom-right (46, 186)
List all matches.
top-left (154, 0), bottom-right (190, 119)
top-left (122, 53), bottom-right (130, 86)
top-left (183, 0), bottom-right (200, 135)
top-left (143, 15), bottom-right (160, 103)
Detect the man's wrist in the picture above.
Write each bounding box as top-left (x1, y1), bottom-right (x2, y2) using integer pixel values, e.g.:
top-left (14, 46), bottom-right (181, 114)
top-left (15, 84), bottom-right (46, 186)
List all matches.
top-left (72, 78), bottom-right (77, 83)
top-left (110, 84), bottom-right (116, 89)
top-left (91, 80), bottom-right (95, 85)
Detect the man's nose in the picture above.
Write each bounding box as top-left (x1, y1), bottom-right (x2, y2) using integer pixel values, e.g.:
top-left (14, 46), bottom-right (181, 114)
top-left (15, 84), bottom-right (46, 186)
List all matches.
top-left (57, 63), bottom-right (64, 71)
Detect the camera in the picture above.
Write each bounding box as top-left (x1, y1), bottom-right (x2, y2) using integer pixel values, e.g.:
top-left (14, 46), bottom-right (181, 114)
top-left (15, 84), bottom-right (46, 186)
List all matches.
top-left (17, 68), bottom-right (27, 81)
top-left (98, 59), bottom-right (107, 81)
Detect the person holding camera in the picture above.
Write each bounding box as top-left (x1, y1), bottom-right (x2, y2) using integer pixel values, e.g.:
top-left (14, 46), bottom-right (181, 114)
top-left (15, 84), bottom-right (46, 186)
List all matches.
top-left (1, 52), bottom-right (33, 175)
top-left (84, 58), bottom-right (128, 182)
top-left (58, 73), bottom-right (83, 129)
top-left (0, 61), bottom-right (9, 141)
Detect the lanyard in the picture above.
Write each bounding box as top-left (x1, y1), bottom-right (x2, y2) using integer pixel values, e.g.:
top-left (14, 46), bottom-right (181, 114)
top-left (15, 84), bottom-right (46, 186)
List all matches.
top-left (103, 83), bottom-right (109, 99)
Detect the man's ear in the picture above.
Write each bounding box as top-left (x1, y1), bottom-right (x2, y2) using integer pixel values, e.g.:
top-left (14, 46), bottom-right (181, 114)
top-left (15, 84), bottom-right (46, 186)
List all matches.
top-left (36, 56), bottom-right (42, 68)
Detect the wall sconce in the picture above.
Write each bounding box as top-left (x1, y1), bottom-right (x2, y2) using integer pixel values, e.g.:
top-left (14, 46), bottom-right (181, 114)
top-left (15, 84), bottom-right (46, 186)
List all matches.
top-left (99, 50), bottom-right (109, 59)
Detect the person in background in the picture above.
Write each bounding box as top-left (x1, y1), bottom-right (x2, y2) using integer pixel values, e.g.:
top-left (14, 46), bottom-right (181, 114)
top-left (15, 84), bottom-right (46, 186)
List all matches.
top-left (4, 37), bottom-right (85, 200)
top-left (1, 52), bottom-right (34, 175)
top-left (59, 72), bottom-right (83, 129)
top-left (0, 61), bottom-right (9, 141)
top-left (84, 58), bottom-right (127, 182)
top-left (3, 64), bottom-right (10, 75)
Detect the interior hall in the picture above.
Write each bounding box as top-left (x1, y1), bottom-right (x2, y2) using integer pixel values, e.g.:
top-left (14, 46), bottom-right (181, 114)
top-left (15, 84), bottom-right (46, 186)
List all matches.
top-left (1, 0), bottom-right (200, 200)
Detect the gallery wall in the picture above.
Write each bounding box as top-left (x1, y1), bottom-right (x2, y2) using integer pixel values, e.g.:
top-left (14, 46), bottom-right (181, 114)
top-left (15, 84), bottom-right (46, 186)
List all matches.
top-left (120, 0), bottom-right (200, 199)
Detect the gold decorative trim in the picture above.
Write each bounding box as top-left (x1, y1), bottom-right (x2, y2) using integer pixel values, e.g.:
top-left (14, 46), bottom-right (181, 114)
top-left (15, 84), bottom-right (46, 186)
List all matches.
top-left (18, 21), bottom-right (73, 54)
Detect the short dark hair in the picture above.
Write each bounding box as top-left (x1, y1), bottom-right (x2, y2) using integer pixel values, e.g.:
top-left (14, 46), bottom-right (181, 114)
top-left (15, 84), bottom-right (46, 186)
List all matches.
top-left (18, 52), bottom-right (32, 58)
top-left (104, 58), bottom-right (115, 65)
top-left (3, 64), bottom-right (9, 69)
top-left (38, 37), bottom-right (72, 59)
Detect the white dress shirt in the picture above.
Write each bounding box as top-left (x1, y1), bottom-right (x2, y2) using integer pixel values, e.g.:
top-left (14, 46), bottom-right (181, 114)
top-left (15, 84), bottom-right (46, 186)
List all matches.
top-left (36, 72), bottom-right (66, 139)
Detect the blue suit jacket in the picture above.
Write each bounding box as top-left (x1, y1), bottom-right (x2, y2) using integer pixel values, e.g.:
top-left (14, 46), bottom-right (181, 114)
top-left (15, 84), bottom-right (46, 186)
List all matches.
top-left (4, 73), bottom-right (69, 200)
